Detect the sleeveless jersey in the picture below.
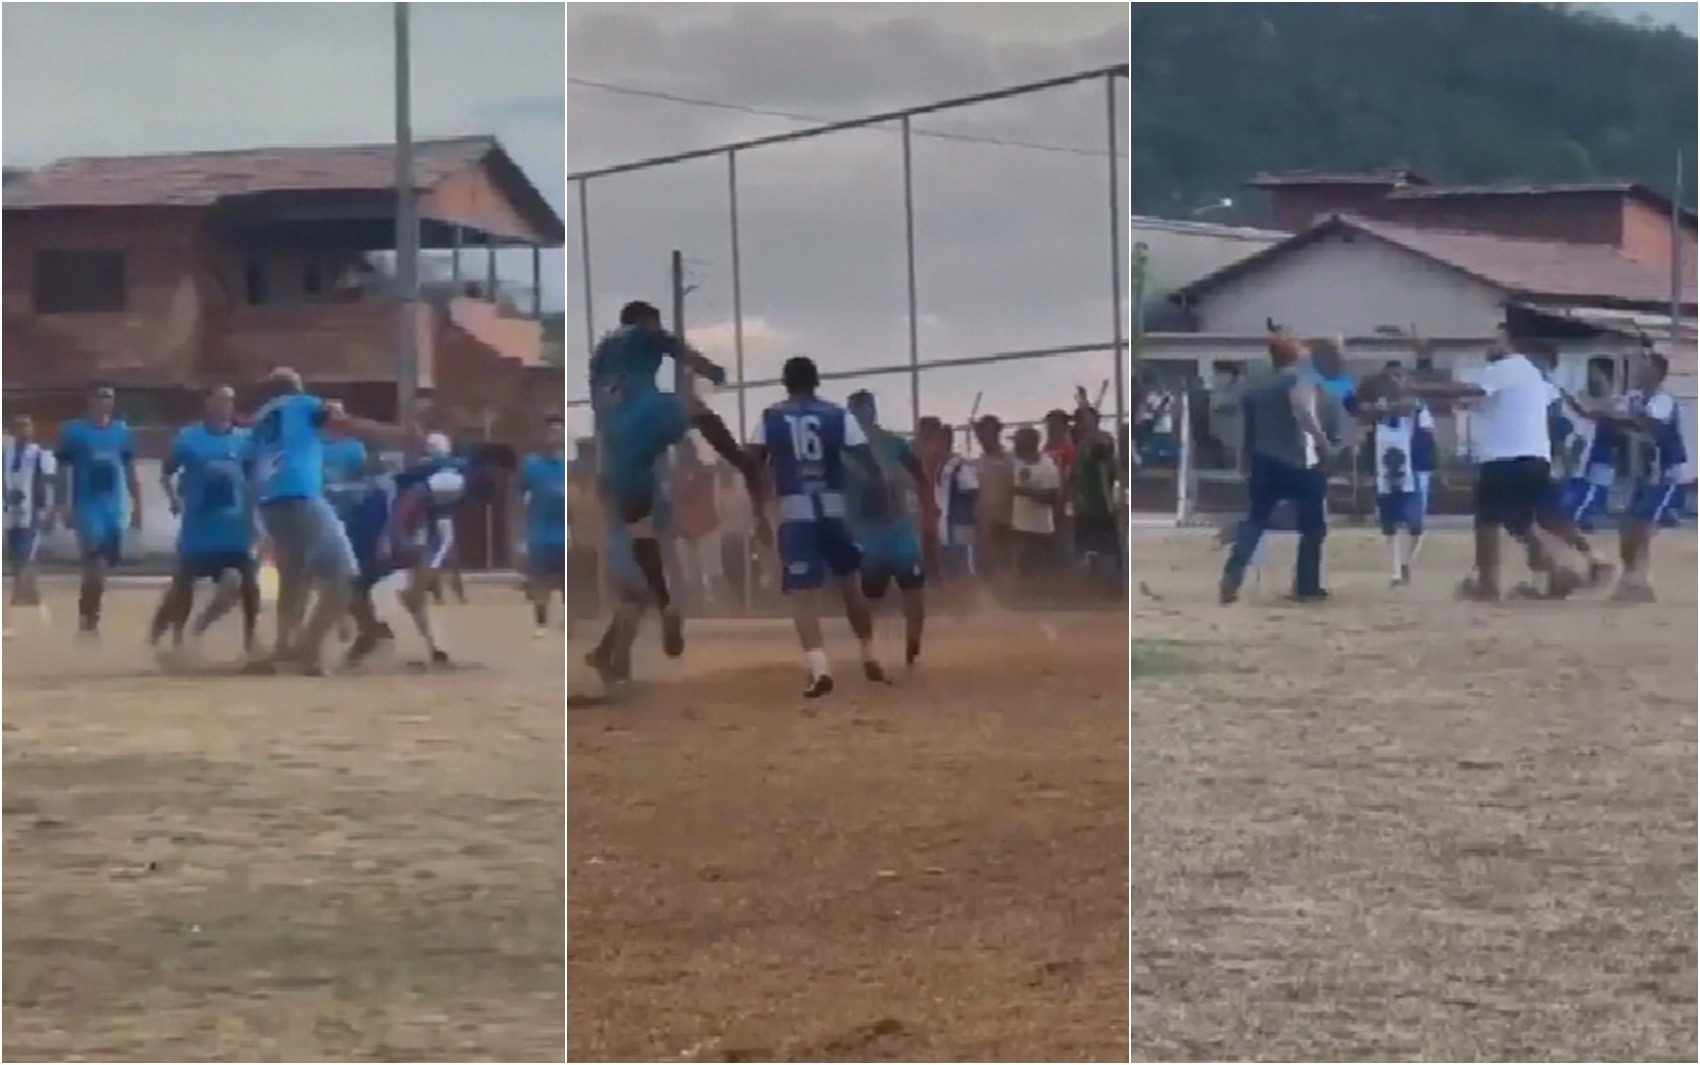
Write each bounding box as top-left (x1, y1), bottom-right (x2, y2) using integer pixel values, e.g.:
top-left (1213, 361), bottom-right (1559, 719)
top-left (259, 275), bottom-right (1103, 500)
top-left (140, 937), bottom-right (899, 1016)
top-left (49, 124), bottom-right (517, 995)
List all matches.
top-left (1372, 402), bottom-right (1435, 495)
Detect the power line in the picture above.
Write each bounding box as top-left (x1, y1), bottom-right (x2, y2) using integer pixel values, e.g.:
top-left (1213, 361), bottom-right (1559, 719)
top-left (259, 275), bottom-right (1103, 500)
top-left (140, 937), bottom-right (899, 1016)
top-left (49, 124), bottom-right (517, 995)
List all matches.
top-left (567, 75), bottom-right (1127, 160)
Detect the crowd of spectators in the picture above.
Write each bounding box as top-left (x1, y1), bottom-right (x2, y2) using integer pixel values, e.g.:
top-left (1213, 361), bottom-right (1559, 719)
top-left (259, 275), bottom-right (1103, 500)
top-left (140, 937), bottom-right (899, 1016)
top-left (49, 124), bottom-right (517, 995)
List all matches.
top-left (565, 395), bottom-right (1129, 617)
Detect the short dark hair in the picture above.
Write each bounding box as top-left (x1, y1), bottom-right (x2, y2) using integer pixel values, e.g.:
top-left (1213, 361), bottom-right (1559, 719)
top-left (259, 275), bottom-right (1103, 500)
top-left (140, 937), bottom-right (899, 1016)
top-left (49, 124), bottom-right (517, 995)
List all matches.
top-left (781, 355), bottom-right (819, 394)
top-left (1648, 352), bottom-right (1669, 377)
top-left (619, 300), bottom-right (660, 326)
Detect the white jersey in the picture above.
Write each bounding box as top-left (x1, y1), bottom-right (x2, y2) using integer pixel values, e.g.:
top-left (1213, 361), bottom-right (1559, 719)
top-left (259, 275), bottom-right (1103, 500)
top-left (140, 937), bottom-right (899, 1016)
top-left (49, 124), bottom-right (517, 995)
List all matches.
top-left (1372, 404), bottom-right (1434, 495)
top-left (936, 453), bottom-right (978, 545)
top-left (3, 436), bottom-right (56, 530)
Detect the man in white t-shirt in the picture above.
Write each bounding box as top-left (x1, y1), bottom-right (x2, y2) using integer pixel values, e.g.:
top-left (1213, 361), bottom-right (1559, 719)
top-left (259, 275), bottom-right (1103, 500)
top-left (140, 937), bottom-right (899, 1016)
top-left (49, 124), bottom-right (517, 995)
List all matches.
top-left (1407, 327), bottom-right (1597, 600)
top-left (1009, 427), bottom-right (1061, 579)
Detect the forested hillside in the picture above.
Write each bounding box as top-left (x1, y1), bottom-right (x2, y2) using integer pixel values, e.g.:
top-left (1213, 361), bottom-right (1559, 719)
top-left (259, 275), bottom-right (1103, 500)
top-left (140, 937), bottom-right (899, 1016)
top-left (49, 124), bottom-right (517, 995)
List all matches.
top-left (1126, 2), bottom-right (1696, 216)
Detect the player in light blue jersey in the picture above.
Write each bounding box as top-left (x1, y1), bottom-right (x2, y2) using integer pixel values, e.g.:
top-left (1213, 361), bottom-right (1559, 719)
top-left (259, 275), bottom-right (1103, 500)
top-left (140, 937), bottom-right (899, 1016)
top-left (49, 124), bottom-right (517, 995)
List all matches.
top-left (322, 424), bottom-right (370, 522)
top-left (520, 415), bottom-right (567, 637)
top-left (846, 390), bottom-right (931, 668)
top-left (246, 368), bottom-right (401, 673)
top-left (54, 385), bottom-right (142, 636)
top-left (151, 386), bottom-right (259, 658)
top-left (590, 299), bottom-right (762, 660)
top-left (749, 356), bottom-right (888, 697)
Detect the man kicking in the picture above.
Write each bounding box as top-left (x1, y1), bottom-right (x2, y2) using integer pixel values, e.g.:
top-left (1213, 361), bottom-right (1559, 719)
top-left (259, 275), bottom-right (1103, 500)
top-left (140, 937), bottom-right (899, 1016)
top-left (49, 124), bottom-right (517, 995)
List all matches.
top-left (1405, 328), bottom-right (1594, 600)
top-left (151, 386), bottom-right (260, 658)
top-left (847, 390), bottom-right (931, 667)
top-left (1362, 365), bottom-right (1435, 586)
top-left (751, 357), bottom-right (887, 697)
top-left (55, 385), bottom-right (143, 637)
top-left (520, 415), bottom-right (568, 637)
top-left (247, 369), bottom-right (398, 673)
top-left (590, 299), bottom-right (762, 660)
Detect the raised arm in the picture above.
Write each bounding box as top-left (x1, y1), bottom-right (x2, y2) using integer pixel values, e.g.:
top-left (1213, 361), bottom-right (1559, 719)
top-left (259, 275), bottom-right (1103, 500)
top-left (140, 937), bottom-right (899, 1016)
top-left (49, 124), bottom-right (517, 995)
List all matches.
top-left (1288, 377), bottom-right (1333, 457)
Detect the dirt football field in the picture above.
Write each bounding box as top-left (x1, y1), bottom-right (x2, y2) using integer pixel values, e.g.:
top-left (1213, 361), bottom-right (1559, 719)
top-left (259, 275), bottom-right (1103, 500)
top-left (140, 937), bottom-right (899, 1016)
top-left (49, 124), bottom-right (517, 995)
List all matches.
top-left (567, 607), bottom-right (1132, 1062)
top-left (2, 582), bottom-right (565, 1062)
top-left (1128, 527), bottom-right (1697, 1062)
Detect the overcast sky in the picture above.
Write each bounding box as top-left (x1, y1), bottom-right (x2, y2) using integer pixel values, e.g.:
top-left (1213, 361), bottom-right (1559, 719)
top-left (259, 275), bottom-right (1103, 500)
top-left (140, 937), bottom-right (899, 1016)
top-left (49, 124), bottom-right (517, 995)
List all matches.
top-left (2, 2), bottom-right (564, 306)
top-left (567, 2), bottom-right (1130, 435)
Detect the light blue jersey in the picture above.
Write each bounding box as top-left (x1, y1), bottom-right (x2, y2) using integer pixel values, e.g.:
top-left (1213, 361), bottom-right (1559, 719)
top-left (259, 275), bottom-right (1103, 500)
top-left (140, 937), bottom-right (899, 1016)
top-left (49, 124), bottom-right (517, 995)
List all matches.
top-left (521, 453), bottom-right (567, 549)
top-left (55, 418), bottom-right (132, 520)
top-left (588, 325), bottom-right (688, 412)
top-left (322, 436), bottom-right (370, 517)
top-left (167, 423), bottom-right (253, 556)
top-left (248, 393), bottom-right (328, 503)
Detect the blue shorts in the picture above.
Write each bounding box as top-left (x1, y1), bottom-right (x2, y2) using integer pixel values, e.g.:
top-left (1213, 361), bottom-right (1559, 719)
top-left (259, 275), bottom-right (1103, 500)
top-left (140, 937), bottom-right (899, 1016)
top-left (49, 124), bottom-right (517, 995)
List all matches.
top-left (1628, 481), bottom-right (1685, 524)
top-left (854, 520), bottom-right (924, 595)
top-left (599, 391), bottom-right (690, 513)
top-left (180, 549), bottom-right (254, 582)
top-left (1559, 477), bottom-right (1610, 529)
top-left (5, 526), bottom-right (38, 568)
top-left (1375, 486), bottom-right (1428, 536)
top-left (529, 541), bottom-right (566, 578)
top-left (74, 509), bottom-right (123, 566)
top-left (778, 517), bottom-right (861, 592)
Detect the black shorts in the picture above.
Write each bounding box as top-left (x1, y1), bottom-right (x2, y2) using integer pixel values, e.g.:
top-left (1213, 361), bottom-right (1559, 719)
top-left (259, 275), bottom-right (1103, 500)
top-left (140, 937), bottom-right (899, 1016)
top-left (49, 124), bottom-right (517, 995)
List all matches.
top-left (180, 550), bottom-right (255, 582)
top-left (861, 561), bottom-right (924, 600)
top-left (1074, 513), bottom-right (1121, 558)
top-left (1474, 457), bottom-right (1552, 537)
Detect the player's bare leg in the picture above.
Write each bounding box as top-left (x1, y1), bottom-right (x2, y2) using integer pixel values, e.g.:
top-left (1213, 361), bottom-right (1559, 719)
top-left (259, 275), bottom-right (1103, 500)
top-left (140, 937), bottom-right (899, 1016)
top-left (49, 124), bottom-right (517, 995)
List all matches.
top-left (1612, 519), bottom-right (1658, 602)
top-left (190, 571), bottom-right (245, 644)
top-left (148, 572), bottom-right (194, 648)
top-left (838, 577), bottom-right (886, 684)
top-left (396, 562), bottom-right (448, 665)
top-left (899, 584), bottom-right (925, 667)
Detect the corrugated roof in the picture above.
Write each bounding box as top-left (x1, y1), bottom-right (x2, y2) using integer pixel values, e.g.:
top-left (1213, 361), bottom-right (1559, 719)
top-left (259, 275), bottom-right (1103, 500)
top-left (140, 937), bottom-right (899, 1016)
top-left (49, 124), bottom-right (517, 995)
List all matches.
top-left (1246, 168), bottom-right (1429, 189)
top-left (1173, 214), bottom-right (1696, 308)
top-left (4, 136), bottom-right (495, 210)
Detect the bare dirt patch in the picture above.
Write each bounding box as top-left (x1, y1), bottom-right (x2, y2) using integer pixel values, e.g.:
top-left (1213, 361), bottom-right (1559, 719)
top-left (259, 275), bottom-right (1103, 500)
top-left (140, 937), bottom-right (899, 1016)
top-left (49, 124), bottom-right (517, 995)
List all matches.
top-left (1129, 527), bottom-right (1697, 1062)
top-left (567, 611), bottom-right (1130, 1062)
top-left (3, 585), bottom-right (564, 1062)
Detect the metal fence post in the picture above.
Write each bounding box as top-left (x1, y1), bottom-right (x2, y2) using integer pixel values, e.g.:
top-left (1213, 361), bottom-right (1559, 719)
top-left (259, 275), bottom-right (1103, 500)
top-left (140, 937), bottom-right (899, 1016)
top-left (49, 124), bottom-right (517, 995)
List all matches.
top-left (901, 115), bottom-right (921, 433)
top-left (1105, 73), bottom-right (1126, 446)
top-left (728, 149), bottom-right (753, 615)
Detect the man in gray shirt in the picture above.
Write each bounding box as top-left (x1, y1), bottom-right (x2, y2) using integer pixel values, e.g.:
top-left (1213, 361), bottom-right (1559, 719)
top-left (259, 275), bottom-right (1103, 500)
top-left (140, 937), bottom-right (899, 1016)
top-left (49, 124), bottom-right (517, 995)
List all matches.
top-left (1219, 333), bottom-right (1335, 604)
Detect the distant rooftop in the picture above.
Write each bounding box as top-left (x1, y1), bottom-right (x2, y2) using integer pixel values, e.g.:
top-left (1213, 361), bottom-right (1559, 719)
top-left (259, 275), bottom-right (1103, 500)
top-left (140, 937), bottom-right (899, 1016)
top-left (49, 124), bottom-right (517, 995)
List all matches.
top-left (3, 136), bottom-right (564, 242)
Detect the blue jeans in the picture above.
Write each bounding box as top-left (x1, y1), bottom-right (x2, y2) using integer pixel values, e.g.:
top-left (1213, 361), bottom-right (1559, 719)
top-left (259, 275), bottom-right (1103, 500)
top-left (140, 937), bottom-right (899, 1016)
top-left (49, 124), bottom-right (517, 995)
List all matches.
top-left (1222, 454), bottom-right (1328, 596)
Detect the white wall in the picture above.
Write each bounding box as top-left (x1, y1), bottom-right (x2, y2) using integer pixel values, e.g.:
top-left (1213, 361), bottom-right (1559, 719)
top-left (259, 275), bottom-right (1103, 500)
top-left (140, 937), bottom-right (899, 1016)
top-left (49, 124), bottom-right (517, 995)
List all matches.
top-left (1193, 230), bottom-right (1509, 340)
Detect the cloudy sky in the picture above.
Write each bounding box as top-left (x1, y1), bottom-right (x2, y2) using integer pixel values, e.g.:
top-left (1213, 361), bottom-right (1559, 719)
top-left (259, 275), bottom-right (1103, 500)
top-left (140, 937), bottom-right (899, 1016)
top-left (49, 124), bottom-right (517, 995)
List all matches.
top-left (3, 2), bottom-right (564, 305)
top-left (567, 2), bottom-right (1130, 434)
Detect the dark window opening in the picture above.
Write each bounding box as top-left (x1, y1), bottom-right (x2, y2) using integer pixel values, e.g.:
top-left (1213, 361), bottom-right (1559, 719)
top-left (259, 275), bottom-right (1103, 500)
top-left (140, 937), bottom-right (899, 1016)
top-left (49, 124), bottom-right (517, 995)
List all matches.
top-left (33, 250), bottom-right (126, 314)
top-left (245, 258), bottom-right (270, 305)
top-left (303, 262), bottom-right (324, 297)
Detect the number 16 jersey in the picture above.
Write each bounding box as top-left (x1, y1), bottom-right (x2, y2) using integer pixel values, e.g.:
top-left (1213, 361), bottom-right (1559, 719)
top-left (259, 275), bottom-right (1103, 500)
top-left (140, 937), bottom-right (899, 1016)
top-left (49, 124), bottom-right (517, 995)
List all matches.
top-left (754, 396), bottom-right (866, 523)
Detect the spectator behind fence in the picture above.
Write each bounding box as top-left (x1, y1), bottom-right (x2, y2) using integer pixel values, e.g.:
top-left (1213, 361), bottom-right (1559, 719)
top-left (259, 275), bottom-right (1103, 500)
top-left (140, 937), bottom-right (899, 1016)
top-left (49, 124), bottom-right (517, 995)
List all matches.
top-left (1010, 426), bottom-right (1062, 580)
top-left (1073, 405), bottom-right (1121, 578)
top-left (973, 415), bottom-right (1014, 579)
top-left (672, 444), bottom-right (723, 607)
top-left (715, 462), bottom-right (757, 601)
top-left (566, 459), bottom-right (604, 619)
top-left (1043, 408), bottom-right (1076, 562)
top-left (931, 421), bottom-right (978, 583)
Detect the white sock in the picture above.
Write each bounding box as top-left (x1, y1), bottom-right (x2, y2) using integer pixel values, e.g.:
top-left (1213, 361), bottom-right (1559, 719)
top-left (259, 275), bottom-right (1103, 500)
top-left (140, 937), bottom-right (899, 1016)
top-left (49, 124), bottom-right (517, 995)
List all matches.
top-left (804, 648), bottom-right (829, 679)
top-left (1407, 533), bottom-right (1423, 567)
top-left (1389, 532), bottom-right (1407, 577)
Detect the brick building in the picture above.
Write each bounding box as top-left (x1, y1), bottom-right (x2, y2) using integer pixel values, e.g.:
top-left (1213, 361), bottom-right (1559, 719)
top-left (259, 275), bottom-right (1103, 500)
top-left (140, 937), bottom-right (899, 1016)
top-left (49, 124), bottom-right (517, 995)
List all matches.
top-left (2, 135), bottom-right (565, 566)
